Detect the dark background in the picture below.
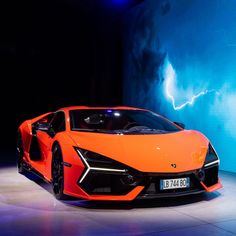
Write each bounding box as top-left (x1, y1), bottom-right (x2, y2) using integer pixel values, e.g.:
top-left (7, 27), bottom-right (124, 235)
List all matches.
top-left (1, 0), bottom-right (143, 151)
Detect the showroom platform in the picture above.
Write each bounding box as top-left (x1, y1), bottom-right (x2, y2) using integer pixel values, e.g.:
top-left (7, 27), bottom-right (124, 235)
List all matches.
top-left (1, 165), bottom-right (236, 235)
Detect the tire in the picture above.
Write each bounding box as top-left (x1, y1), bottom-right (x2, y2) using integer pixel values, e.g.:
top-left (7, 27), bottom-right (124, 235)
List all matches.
top-left (52, 144), bottom-right (69, 200)
top-left (17, 132), bottom-right (26, 174)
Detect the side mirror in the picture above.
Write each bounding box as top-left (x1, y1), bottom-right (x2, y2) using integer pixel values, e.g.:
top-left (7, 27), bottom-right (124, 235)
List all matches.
top-left (36, 122), bottom-right (50, 131)
top-left (173, 122), bottom-right (185, 129)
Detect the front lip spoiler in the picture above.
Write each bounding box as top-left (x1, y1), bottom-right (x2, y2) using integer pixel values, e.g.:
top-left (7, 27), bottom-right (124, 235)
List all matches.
top-left (200, 179), bottom-right (223, 192)
top-left (136, 189), bottom-right (205, 199)
top-left (64, 186), bottom-right (145, 201)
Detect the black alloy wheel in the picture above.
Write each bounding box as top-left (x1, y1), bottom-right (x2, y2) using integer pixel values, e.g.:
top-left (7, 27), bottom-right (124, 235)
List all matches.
top-left (52, 144), bottom-right (68, 200)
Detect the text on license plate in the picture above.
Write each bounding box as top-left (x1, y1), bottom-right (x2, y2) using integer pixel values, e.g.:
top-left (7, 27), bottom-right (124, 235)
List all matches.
top-left (160, 177), bottom-right (190, 190)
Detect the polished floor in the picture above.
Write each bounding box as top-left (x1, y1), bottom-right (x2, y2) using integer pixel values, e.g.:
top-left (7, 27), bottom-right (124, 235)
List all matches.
top-left (0, 165), bottom-right (236, 236)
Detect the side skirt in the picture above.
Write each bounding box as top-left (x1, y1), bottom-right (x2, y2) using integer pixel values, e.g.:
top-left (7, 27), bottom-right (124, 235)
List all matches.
top-left (20, 160), bottom-right (51, 184)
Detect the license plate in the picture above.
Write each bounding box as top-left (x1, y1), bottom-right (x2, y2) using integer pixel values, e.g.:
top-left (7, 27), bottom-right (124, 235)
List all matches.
top-left (160, 177), bottom-right (190, 190)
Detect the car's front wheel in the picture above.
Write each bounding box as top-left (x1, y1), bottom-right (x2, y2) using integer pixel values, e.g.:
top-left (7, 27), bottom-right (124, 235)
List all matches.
top-left (52, 144), bottom-right (69, 200)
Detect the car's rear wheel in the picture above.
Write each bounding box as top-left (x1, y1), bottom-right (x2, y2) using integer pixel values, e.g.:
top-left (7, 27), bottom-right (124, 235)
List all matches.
top-left (17, 132), bottom-right (26, 174)
top-left (52, 144), bottom-right (69, 200)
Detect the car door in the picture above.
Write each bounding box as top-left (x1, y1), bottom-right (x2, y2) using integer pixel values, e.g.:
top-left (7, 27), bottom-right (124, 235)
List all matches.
top-left (40, 111), bottom-right (66, 177)
top-left (30, 111), bottom-right (65, 174)
top-left (28, 113), bottom-right (55, 174)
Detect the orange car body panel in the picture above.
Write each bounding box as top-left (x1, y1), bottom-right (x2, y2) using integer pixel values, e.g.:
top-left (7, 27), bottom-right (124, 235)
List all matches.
top-left (68, 130), bottom-right (208, 173)
top-left (18, 106), bottom-right (222, 201)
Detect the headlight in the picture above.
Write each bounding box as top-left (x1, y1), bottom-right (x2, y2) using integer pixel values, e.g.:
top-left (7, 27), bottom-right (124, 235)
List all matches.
top-left (74, 147), bottom-right (127, 183)
top-left (204, 143), bottom-right (220, 167)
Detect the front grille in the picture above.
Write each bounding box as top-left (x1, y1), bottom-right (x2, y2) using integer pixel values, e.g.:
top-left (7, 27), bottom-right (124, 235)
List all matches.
top-left (78, 170), bottom-right (141, 195)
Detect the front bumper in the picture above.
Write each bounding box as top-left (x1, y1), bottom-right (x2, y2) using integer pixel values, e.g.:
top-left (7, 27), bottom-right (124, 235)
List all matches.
top-left (64, 163), bottom-right (222, 201)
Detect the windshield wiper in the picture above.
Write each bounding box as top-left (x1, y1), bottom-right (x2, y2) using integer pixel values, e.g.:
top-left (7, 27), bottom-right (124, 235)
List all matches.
top-left (71, 128), bottom-right (110, 133)
top-left (71, 128), bottom-right (170, 134)
top-left (120, 128), bottom-right (168, 134)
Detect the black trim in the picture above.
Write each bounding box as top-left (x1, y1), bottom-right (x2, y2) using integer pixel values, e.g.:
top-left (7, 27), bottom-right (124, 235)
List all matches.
top-left (202, 164), bottom-right (219, 187)
top-left (20, 160), bottom-right (51, 184)
top-left (29, 135), bottom-right (42, 161)
top-left (78, 171), bottom-right (138, 195)
top-left (62, 162), bottom-right (72, 167)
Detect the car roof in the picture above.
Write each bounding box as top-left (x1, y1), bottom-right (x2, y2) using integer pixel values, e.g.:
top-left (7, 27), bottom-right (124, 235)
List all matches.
top-left (58, 106), bottom-right (148, 112)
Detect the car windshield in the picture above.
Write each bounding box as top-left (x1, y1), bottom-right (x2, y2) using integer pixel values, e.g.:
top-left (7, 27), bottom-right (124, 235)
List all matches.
top-left (69, 109), bottom-right (181, 134)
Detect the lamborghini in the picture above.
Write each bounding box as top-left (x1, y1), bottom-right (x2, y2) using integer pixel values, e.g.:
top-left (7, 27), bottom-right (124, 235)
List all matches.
top-left (17, 106), bottom-right (222, 201)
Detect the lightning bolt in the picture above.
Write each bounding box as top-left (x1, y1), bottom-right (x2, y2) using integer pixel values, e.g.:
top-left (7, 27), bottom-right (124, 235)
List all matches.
top-left (164, 61), bottom-right (216, 110)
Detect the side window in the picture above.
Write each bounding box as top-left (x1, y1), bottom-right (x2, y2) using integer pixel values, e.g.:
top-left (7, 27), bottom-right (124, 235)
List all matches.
top-left (32, 113), bottom-right (55, 134)
top-left (50, 111), bottom-right (66, 134)
top-left (38, 113), bottom-right (54, 124)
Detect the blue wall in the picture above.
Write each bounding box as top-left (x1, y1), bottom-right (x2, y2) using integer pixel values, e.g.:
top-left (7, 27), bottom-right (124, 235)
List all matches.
top-left (124, 0), bottom-right (236, 173)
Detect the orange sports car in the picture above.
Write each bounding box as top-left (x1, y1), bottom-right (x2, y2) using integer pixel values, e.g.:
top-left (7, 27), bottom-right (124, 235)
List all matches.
top-left (17, 106), bottom-right (222, 201)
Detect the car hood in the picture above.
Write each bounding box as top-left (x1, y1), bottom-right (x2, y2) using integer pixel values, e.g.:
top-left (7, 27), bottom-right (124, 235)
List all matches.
top-left (68, 130), bottom-right (209, 173)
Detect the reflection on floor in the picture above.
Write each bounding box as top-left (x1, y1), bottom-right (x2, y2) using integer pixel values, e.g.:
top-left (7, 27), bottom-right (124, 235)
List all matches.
top-left (0, 166), bottom-right (236, 236)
